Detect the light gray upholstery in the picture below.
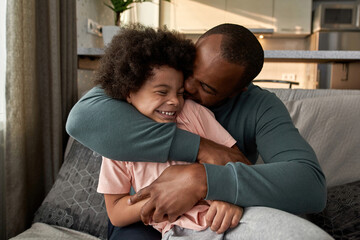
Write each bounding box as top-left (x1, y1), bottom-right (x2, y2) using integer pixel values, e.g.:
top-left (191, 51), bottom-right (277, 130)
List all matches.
top-left (269, 88), bottom-right (360, 187)
top-left (13, 88), bottom-right (360, 239)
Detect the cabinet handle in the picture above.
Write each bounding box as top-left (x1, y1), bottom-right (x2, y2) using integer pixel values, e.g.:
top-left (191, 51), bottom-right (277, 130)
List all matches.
top-left (248, 28), bottom-right (274, 34)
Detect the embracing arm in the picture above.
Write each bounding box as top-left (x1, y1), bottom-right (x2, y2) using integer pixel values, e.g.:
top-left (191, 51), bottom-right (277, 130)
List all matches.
top-left (203, 94), bottom-right (327, 214)
top-left (66, 87), bottom-right (199, 162)
top-left (130, 92), bottom-right (326, 218)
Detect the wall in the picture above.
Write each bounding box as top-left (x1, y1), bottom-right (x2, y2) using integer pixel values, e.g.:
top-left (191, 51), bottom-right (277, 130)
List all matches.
top-left (76, 0), bottom-right (162, 97)
top-left (256, 37), bottom-right (317, 89)
top-left (76, 0), bottom-right (113, 97)
top-left (184, 35), bottom-right (318, 89)
top-left (76, 1), bottom-right (318, 96)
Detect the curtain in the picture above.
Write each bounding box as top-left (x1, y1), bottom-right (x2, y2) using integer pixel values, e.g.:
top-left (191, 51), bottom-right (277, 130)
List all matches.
top-left (3, 0), bottom-right (77, 238)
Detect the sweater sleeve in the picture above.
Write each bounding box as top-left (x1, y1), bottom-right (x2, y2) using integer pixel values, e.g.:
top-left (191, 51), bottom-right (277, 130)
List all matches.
top-left (66, 87), bottom-right (200, 162)
top-left (204, 92), bottom-right (327, 214)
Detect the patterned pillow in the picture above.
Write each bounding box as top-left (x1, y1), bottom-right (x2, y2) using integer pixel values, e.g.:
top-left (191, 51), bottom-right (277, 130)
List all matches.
top-left (307, 180), bottom-right (360, 240)
top-left (33, 139), bottom-right (107, 239)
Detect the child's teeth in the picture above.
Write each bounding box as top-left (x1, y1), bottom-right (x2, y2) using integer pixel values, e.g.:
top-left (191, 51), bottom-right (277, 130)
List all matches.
top-left (161, 111), bottom-right (174, 116)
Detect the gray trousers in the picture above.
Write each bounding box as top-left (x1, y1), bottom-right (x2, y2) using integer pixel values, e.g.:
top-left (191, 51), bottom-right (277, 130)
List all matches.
top-left (162, 207), bottom-right (333, 240)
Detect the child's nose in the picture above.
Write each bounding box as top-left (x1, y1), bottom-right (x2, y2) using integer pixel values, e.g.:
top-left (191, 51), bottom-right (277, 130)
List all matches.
top-left (168, 95), bottom-right (180, 106)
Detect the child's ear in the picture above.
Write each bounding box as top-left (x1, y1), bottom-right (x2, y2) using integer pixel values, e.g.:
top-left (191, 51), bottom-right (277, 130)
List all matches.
top-left (126, 94), bottom-right (132, 104)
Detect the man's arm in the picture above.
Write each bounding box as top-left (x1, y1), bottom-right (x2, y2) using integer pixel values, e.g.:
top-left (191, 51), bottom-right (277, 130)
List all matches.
top-left (130, 91), bottom-right (326, 218)
top-left (130, 129), bottom-right (325, 221)
top-left (203, 93), bottom-right (326, 214)
top-left (131, 164), bottom-right (207, 223)
top-left (66, 86), bottom-right (200, 162)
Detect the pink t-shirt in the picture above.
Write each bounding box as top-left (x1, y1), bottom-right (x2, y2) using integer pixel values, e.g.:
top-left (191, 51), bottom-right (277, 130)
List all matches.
top-left (97, 100), bottom-right (236, 234)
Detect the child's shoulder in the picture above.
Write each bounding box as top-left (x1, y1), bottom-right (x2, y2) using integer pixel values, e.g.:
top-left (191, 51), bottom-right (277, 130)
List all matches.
top-left (183, 99), bottom-right (206, 110)
top-left (179, 100), bottom-right (215, 123)
top-left (183, 99), bottom-right (214, 116)
top-left (183, 99), bottom-right (198, 110)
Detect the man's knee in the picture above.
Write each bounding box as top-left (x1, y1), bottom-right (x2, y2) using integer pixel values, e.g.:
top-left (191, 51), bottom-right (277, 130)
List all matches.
top-left (231, 207), bottom-right (333, 240)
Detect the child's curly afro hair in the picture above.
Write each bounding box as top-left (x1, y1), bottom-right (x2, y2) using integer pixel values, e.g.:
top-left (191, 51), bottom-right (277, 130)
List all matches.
top-left (95, 24), bottom-right (196, 100)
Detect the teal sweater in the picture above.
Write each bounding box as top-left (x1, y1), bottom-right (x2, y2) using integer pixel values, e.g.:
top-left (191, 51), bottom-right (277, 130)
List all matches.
top-left (66, 84), bottom-right (326, 214)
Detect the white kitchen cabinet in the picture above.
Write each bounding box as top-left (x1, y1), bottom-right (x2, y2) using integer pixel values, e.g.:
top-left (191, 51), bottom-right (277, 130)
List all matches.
top-left (273, 0), bottom-right (312, 35)
top-left (172, 0), bottom-right (226, 33)
top-left (225, 0), bottom-right (274, 30)
top-left (163, 0), bottom-right (311, 36)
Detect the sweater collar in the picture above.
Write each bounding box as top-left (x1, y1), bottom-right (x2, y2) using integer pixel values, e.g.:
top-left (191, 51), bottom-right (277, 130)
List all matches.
top-left (209, 83), bottom-right (255, 113)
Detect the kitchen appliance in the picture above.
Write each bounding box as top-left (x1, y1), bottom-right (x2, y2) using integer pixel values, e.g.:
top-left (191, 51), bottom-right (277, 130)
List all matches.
top-left (309, 1), bottom-right (360, 89)
top-left (309, 30), bottom-right (360, 89)
top-left (313, 1), bottom-right (360, 32)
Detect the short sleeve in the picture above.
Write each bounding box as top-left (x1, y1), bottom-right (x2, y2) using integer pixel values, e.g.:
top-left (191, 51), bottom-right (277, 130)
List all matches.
top-left (177, 100), bottom-right (236, 148)
top-left (97, 157), bottom-right (132, 194)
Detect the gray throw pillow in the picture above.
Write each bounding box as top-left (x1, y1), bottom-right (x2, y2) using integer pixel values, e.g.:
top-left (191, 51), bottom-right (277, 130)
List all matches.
top-left (33, 139), bottom-right (107, 239)
top-left (307, 180), bottom-right (360, 240)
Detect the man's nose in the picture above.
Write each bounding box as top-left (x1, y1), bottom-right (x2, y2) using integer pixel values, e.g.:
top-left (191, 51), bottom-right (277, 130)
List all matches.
top-left (184, 77), bottom-right (197, 95)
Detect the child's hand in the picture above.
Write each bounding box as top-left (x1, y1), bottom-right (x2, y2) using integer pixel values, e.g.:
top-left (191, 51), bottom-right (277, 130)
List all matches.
top-left (205, 200), bottom-right (243, 234)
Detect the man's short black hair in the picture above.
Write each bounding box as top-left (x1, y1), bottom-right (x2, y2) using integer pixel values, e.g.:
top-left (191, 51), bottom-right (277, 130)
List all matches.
top-left (95, 24), bottom-right (196, 100)
top-left (199, 23), bottom-right (264, 87)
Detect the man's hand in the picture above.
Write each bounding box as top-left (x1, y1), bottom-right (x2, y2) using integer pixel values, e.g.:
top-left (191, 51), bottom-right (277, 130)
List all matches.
top-left (128, 164), bottom-right (207, 224)
top-left (198, 137), bottom-right (251, 165)
top-left (205, 201), bottom-right (243, 234)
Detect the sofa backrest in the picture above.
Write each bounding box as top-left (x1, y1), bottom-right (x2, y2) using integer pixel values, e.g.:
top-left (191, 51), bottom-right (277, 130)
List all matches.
top-left (33, 88), bottom-right (360, 239)
top-left (269, 88), bottom-right (360, 187)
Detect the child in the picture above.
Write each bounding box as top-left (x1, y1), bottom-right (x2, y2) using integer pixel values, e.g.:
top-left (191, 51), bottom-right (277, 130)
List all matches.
top-left (96, 25), bottom-right (249, 239)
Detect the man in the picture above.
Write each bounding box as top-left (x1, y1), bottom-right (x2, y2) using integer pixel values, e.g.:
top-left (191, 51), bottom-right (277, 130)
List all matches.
top-left (66, 24), bottom-right (330, 239)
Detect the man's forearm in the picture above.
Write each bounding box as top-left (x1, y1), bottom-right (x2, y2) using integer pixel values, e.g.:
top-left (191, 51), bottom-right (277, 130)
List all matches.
top-left (200, 91), bottom-right (327, 214)
top-left (204, 160), bottom-right (326, 214)
top-left (66, 87), bottom-right (200, 162)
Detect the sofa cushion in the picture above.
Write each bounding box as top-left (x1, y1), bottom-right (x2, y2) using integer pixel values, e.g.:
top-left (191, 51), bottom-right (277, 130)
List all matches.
top-left (11, 222), bottom-right (99, 240)
top-left (281, 94), bottom-right (360, 187)
top-left (270, 88), bottom-right (360, 102)
top-left (307, 180), bottom-right (360, 239)
top-left (33, 138), bottom-right (107, 239)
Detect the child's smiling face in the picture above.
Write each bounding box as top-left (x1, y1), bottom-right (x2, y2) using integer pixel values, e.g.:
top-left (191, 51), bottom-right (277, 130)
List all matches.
top-left (127, 66), bottom-right (185, 123)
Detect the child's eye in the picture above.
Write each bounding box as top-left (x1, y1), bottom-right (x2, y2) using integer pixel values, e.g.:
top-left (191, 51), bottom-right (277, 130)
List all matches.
top-left (156, 91), bottom-right (167, 95)
top-left (177, 91), bottom-right (184, 96)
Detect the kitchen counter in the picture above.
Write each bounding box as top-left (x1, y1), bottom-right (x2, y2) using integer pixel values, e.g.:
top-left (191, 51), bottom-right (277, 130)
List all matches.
top-left (264, 50), bottom-right (360, 63)
top-left (77, 48), bottom-right (360, 70)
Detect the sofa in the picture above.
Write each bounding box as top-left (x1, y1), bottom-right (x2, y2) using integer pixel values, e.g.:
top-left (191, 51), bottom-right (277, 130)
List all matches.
top-left (11, 88), bottom-right (360, 240)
